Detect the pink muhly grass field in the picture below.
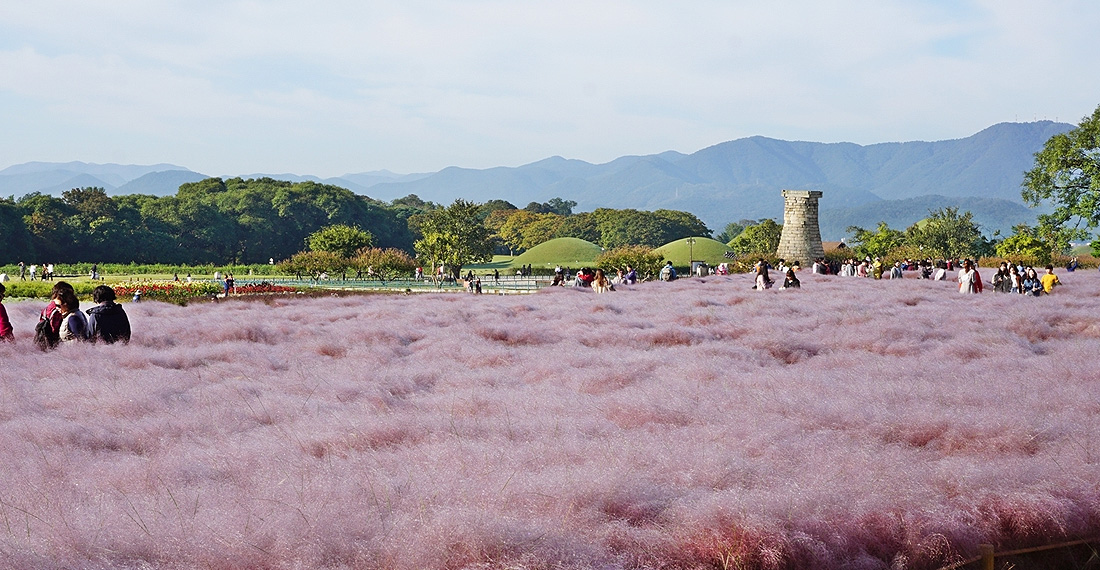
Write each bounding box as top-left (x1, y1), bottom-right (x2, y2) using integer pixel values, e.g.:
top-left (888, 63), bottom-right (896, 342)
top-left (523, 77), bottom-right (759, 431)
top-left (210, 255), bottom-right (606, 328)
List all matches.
top-left (1, 269), bottom-right (1099, 569)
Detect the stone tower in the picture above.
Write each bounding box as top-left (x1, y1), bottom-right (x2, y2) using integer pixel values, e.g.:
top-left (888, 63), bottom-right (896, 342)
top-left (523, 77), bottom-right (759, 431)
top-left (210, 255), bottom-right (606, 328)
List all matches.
top-left (775, 190), bottom-right (824, 265)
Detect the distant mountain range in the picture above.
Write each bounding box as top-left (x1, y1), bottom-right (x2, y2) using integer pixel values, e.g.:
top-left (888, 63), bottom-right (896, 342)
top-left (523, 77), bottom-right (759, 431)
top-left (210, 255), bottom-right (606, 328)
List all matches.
top-left (0, 120), bottom-right (1069, 240)
top-left (0, 162), bottom-right (431, 199)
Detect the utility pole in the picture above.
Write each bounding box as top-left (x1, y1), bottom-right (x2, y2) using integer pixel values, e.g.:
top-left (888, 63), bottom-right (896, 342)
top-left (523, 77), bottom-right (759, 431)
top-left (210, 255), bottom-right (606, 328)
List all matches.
top-left (686, 238), bottom-right (696, 276)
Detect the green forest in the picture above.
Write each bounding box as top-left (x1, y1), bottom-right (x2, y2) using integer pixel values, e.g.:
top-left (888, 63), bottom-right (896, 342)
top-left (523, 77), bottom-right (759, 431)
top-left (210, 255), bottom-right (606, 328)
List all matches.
top-left (0, 177), bottom-right (711, 265)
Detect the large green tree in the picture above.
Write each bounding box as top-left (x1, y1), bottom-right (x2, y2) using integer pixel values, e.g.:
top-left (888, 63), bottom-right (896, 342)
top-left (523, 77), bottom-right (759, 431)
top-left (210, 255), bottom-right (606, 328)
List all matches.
top-left (0, 198), bottom-right (35, 261)
top-left (498, 211), bottom-right (565, 252)
top-left (413, 199), bottom-right (494, 280)
top-left (477, 199), bottom-right (518, 222)
top-left (552, 212), bottom-right (601, 244)
top-left (307, 224), bottom-right (374, 258)
top-left (18, 192), bottom-right (76, 261)
top-left (1022, 104), bottom-right (1100, 252)
top-left (905, 207), bottom-right (984, 260)
top-left (728, 219), bottom-right (782, 256)
top-left (169, 177), bottom-right (241, 262)
top-left (279, 250), bottom-right (346, 278)
top-left (350, 248), bottom-right (417, 282)
top-left (716, 221), bottom-right (747, 244)
top-left (62, 186), bottom-right (142, 262)
top-left (523, 197), bottom-right (576, 216)
top-left (652, 209), bottom-right (711, 243)
top-left (591, 208), bottom-right (665, 249)
top-left (846, 222), bottom-right (905, 258)
top-left (497, 210), bottom-right (540, 254)
top-left (995, 224), bottom-right (1053, 265)
top-left (544, 197), bottom-right (577, 216)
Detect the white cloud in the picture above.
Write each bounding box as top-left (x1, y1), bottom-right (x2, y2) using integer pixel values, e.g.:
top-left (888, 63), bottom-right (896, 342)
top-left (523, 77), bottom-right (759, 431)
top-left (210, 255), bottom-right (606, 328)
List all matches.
top-left (0, 0), bottom-right (1097, 175)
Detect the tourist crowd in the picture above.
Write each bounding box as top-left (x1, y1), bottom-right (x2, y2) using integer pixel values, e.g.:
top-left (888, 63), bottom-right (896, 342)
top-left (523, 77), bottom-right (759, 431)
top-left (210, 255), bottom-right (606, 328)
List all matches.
top-left (813, 255), bottom-right (1066, 295)
top-left (0, 252), bottom-right (1077, 346)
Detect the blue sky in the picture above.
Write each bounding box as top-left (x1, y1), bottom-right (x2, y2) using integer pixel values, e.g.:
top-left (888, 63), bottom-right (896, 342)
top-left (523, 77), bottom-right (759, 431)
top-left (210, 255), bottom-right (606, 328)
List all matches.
top-left (1, 1), bottom-right (1097, 177)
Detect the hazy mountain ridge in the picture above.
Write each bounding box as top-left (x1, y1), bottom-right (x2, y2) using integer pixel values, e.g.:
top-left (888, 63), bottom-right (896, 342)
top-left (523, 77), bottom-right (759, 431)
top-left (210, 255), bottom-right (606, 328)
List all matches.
top-left (115, 170), bottom-right (211, 196)
top-left (0, 161), bottom-right (186, 180)
top-left (0, 121), bottom-right (1070, 238)
top-left (356, 121), bottom-right (1067, 232)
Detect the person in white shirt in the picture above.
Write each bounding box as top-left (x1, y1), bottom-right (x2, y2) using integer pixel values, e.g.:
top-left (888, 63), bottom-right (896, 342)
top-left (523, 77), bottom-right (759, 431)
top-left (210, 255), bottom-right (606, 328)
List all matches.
top-left (957, 259), bottom-right (982, 294)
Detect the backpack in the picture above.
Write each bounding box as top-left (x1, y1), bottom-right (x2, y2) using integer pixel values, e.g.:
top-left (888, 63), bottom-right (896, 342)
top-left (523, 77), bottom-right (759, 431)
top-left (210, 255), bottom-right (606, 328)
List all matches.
top-left (34, 315), bottom-right (60, 350)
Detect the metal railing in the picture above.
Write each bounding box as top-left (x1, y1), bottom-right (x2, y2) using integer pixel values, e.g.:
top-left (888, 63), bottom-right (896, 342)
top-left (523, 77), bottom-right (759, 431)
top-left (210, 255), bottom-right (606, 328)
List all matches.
top-left (937, 536), bottom-right (1099, 570)
top-left (239, 275), bottom-right (554, 294)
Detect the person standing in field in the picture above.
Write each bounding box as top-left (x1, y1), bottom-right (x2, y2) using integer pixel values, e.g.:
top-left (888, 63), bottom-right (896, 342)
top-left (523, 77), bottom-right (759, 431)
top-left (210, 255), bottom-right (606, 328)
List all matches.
top-left (1040, 265), bottom-right (1061, 294)
top-left (18, 261), bottom-right (25, 281)
top-left (0, 283), bottom-right (13, 341)
top-left (86, 285), bottom-right (131, 344)
top-left (990, 263), bottom-right (1008, 293)
top-left (957, 259), bottom-right (983, 294)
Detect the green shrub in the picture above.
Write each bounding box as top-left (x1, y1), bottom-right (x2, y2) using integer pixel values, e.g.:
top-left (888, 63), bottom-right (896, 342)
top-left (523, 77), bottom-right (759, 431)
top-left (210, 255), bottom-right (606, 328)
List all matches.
top-left (883, 244), bottom-right (928, 265)
top-left (1, 280), bottom-right (98, 300)
top-left (596, 245), bottom-right (665, 278)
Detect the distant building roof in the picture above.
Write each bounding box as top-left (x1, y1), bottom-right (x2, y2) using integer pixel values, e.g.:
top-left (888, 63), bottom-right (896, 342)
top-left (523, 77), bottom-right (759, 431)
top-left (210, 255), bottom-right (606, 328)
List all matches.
top-left (823, 241), bottom-right (847, 251)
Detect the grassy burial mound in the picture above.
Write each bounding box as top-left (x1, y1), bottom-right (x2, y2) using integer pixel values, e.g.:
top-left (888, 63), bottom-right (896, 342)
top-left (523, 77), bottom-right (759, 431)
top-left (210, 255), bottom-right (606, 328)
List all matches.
top-left (654, 236), bottom-right (734, 266)
top-left (512, 237), bottom-right (603, 269)
top-left (1, 270), bottom-right (1099, 569)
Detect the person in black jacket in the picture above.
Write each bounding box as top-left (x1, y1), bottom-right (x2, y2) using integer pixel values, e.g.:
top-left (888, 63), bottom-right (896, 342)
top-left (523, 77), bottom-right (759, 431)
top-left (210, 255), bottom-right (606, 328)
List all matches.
top-left (86, 285), bottom-right (131, 344)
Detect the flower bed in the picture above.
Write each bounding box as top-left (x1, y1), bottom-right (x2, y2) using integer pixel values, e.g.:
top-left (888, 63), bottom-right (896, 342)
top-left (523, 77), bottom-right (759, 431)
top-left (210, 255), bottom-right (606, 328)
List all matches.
top-left (111, 282), bottom-right (222, 304)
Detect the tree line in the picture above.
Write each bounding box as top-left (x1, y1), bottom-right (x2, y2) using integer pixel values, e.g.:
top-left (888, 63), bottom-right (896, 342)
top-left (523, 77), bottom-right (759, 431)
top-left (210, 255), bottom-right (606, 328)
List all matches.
top-left (2, 178), bottom-right (417, 265)
top-left (0, 178), bottom-right (711, 268)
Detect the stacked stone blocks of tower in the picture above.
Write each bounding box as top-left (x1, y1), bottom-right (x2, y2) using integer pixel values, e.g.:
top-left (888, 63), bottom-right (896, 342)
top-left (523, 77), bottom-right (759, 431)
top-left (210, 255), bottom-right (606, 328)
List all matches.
top-left (775, 190), bottom-right (824, 266)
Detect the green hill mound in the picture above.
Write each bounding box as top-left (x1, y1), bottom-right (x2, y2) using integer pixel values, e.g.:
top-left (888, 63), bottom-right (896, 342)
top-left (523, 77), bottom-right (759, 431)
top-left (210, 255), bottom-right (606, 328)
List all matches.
top-left (654, 237), bottom-right (733, 266)
top-left (512, 237), bottom-right (604, 268)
